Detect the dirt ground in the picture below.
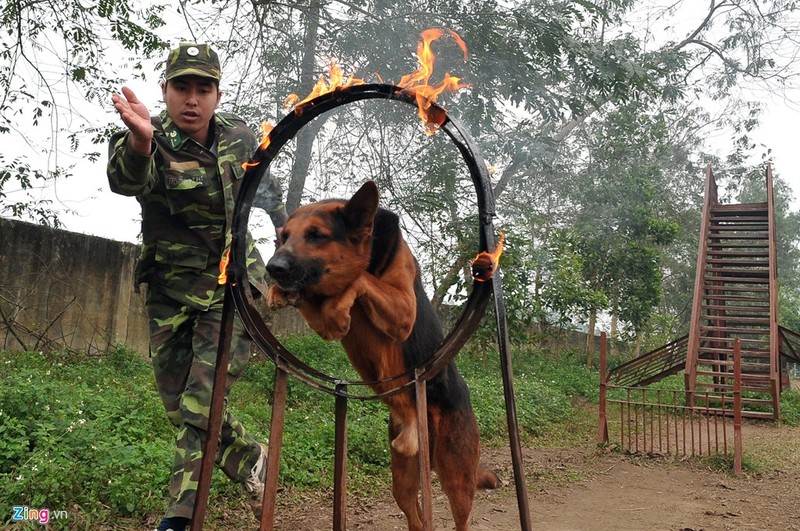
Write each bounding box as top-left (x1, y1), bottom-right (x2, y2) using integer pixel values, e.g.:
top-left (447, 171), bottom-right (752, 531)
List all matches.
top-left (252, 420), bottom-right (800, 531)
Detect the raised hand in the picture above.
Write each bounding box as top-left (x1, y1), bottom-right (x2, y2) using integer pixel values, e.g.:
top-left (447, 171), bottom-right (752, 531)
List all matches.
top-left (111, 86), bottom-right (153, 156)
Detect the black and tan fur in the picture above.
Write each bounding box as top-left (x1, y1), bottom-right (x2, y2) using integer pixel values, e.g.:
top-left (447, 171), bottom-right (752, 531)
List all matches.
top-left (266, 181), bottom-right (500, 531)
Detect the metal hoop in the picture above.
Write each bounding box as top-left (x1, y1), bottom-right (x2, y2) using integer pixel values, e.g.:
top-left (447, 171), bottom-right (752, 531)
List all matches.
top-left (228, 83), bottom-right (499, 399)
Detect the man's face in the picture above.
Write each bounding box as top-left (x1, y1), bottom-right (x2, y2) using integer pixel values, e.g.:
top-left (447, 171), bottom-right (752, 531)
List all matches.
top-left (162, 76), bottom-right (222, 144)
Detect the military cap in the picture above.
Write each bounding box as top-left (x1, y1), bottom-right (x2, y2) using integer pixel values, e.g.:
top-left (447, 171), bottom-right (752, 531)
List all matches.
top-left (164, 42), bottom-right (221, 81)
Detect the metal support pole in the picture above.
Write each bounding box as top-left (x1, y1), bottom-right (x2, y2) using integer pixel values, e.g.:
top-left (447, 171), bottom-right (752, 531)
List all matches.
top-left (333, 383), bottom-right (348, 531)
top-left (415, 370), bottom-right (433, 531)
top-left (598, 331), bottom-right (608, 443)
top-left (260, 366), bottom-right (289, 531)
top-left (491, 273), bottom-right (531, 530)
top-left (733, 339), bottom-right (743, 475)
top-left (191, 284), bottom-right (236, 531)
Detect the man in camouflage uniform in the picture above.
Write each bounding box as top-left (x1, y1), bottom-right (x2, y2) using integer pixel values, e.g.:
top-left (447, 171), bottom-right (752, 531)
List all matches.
top-left (107, 42), bottom-right (286, 531)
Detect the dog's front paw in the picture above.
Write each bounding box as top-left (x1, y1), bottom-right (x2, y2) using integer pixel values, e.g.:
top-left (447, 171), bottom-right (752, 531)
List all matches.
top-left (267, 285), bottom-right (300, 310)
top-left (321, 311), bottom-right (351, 340)
top-left (319, 296), bottom-right (354, 340)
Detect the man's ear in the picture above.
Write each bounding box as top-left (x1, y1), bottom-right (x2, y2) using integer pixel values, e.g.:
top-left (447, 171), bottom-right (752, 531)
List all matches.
top-left (343, 181), bottom-right (379, 242)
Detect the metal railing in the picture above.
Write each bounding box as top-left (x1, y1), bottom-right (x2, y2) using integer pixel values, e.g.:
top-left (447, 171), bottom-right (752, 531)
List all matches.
top-left (599, 332), bottom-right (742, 473)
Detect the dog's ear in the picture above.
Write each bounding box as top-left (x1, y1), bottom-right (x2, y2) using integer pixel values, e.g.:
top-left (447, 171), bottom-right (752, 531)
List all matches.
top-left (343, 181), bottom-right (379, 242)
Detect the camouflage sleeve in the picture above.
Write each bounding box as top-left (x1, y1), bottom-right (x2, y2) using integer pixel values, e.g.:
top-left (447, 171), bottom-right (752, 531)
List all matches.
top-left (106, 129), bottom-right (158, 196)
top-left (252, 168), bottom-right (288, 228)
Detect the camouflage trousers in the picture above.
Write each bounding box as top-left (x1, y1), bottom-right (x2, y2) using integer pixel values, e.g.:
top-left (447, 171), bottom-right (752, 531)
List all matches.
top-left (146, 286), bottom-right (262, 520)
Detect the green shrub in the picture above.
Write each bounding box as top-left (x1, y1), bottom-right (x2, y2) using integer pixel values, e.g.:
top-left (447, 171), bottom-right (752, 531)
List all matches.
top-left (781, 388), bottom-right (800, 426)
top-left (0, 347), bottom-right (173, 527)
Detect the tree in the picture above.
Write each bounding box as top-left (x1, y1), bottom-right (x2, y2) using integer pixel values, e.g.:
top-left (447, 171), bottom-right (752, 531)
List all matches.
top-left (3, 0), bottom-right (800, 352)
top-left (1, 0), bottom-right (168, 225)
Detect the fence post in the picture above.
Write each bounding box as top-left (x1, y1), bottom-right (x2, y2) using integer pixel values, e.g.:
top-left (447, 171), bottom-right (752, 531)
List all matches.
top-left (598, 331), bottom-right (609, 443)
top-left (333, 383), bottom-right (348, 531)
top-left (260, 365), bottom-right (289, 531)
top-left (733, 338), bottom-right (743, 475)
top-left (414, 369), bottom-right (434, 531)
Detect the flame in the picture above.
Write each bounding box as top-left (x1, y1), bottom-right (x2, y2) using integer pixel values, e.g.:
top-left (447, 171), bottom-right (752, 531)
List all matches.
top-left (396, 28), bottom-right (470, 134)
top-left (241, 122), bottom-right (275, 171)
top-left (288, 61), bottom-right (367, 114)
top-left (471, 231), bottom-right (505, 282)
top-left (286, 28), bottom-right (469, 134)
top-left (218, 247), bottom-right (231, 285)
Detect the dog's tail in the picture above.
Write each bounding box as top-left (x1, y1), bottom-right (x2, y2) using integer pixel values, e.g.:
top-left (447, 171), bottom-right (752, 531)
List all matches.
top-left (477, 464), bottom-right (503, 489)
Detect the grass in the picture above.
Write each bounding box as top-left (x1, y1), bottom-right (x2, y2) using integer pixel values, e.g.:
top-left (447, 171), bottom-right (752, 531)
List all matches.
top-left (0, 337), bottom-right (599, 530)
top-left (2, 338), bottom-right (797, 529)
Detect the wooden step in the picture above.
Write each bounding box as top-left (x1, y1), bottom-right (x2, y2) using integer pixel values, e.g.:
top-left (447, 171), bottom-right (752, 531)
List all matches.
top-left (703, 275), bottom-right (769, 284)
top-left (694, 381), bottom-right (771, 393)
top-left (702, 285), bottom-right (769, 294)
top-left (702, 316), bottom-right (770, 324)
top-left (699, 337), bottom-right (770, 346)
top-left (710, 202), bottom-right (768, 213)
top-left (704, 291), bottom-right (769, 304)
top-left (707, 258), bottom-right (769, 267)
top-left (706, 250), bottom-right (770, 258)
top-left (707, 241), bottom-right (769, 248)
top-left (700, 326), bottom-right (770, 335)
top-left (705, 266), bottom-right (769, 274)
top-left (695, 363), bottom-right (772, 375)
top-left (697, 349), bottom-right (770, 360)
top-left (709, 215), bottom-right (768, 223)
top-left (702, 303), bottom-right (769, 312)
top-left (709, 224), bottom-right (768, 232)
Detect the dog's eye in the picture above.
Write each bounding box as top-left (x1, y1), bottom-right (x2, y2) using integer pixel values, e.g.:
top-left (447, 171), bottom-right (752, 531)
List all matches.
top-left (306, 227), bottom-right (328, 242)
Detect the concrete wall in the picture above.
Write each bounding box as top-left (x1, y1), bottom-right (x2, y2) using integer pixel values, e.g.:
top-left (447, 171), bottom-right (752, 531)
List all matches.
top-left (0, 218), bottom-right (606, 358)
top-left (0, 218), bottom-right (149, 354)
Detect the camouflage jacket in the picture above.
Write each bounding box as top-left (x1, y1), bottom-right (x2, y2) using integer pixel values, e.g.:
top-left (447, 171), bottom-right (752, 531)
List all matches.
top-left (107, 110), bottom-right (286, 310)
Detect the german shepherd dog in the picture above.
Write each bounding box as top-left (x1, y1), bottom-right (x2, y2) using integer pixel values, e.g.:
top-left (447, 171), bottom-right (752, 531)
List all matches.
top-left (265, 181), bottom-right (501, 531)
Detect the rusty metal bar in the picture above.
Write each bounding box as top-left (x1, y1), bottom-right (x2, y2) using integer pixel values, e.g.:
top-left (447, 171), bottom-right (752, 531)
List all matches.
top-left (626, 389), bottom-right (632, 450)
top-left (260, 366), bottom-right (288, 531)
top-left (598, 332), bottom-right (609, 443)
top-left (766, 163), bottom-right (781, 418)
top-left (657, 389), bottom-right (663, 454)
top-left (721, 394), bottom-right (728, 454)
top-left (707, 401), bottom-right (712, 455)
top-left (333, 383), bottom-right (348, 531)
top-left (191, 284), bottom-right (236, 531)
top-left (490, 274), bottom-right (532, 530)
top-left (415, 370), bottom-right (433, 531)
top-left (734, 339), bottom-right (743, 474)
top-left (634, 396), bottom-right (639, 454)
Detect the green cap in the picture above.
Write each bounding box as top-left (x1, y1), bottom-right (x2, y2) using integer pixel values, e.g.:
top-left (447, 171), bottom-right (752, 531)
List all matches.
top-left (164, 42), bottom-right (221, 81)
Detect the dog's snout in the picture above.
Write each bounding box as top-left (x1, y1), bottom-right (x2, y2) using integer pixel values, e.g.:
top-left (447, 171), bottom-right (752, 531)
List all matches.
top-left (266, 254), bottom-right (292, 280)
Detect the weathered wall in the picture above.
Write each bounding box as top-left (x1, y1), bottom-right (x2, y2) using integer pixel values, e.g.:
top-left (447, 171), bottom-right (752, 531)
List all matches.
top-left (0, 218), bottom-right (606, 358)
top-left (0, 218), bottom-right (149, 354)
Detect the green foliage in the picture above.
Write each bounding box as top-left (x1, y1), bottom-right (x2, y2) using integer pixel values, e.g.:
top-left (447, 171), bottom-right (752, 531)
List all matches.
top-left (0, 347), bottom-right (174, 526)
top-left (0, 338), bottom-right (602, 526)
top-left (780, 388), bottom-right (800, 427)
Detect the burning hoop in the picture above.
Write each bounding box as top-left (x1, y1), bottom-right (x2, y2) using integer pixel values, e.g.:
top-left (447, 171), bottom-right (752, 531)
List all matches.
top-left (227, 82), bottom-right (502, 398)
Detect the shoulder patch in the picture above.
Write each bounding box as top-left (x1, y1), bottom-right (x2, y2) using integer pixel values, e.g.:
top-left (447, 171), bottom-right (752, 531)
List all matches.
top-left (216, 111), bottom-right (247, 129)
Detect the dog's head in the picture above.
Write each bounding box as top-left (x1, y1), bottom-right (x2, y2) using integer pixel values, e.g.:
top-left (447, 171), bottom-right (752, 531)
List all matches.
top-left (266, 181), bottom-right (379, 297)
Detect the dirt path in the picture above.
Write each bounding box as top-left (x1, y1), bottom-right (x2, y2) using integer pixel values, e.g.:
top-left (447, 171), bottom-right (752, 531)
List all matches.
top-left (252, 420), bottom-right (800, 531)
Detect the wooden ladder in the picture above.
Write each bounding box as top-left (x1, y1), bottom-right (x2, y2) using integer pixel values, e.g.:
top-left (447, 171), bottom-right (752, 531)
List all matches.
top-left (686, 165), bottom-right (780, 419)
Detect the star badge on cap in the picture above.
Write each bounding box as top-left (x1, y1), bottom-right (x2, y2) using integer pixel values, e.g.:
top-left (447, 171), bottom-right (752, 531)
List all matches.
top-left (186, 46), bottom-right (200, 57)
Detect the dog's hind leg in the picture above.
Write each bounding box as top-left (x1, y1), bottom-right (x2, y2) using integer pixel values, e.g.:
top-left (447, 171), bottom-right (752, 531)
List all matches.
top-left (390, 425), bottom-right (424, 531)
top-left (431, 408), bottom-right (480, 531)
